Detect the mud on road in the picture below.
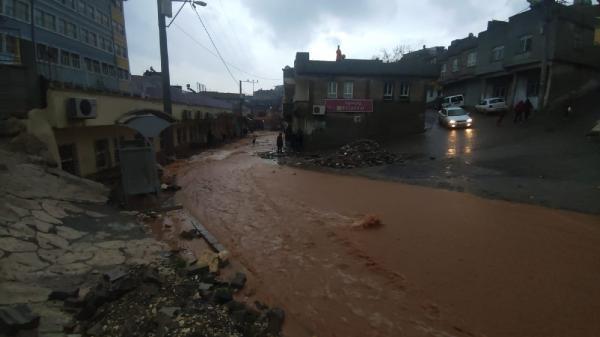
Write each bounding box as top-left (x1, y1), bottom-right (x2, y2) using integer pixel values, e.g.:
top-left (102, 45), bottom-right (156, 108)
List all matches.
top-left (171, 132), bottom-right (600, 337)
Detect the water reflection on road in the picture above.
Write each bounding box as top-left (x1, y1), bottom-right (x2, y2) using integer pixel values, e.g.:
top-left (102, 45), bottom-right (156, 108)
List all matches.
top-left (446, 128), bottom-right (475, 158)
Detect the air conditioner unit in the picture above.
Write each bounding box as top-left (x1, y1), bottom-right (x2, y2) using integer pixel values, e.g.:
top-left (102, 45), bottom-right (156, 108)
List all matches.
top-left (312, 105), bottom-right (326, 115)
top-left (182, 110), bottom-right (192, 120)
top-left (353, 115), bottom-right (363, 123)
top-left (67, 98), bottom-right (97, 119)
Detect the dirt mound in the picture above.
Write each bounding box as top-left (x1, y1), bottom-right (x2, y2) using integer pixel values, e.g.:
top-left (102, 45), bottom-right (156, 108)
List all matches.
top-left (309, 139), bottom-right (399, 169)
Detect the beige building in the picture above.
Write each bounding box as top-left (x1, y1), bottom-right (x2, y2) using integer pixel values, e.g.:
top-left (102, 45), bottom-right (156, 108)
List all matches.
top-left (28, 86), bottom-right (235, 177)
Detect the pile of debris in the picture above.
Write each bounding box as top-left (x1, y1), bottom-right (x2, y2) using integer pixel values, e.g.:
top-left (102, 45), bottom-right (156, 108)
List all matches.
top-left (307, 139), bottom-right (399, 169)
top-left (50, 262), bottom-right (284, 337)
top-left (257, 151), bottom-right (289, 160)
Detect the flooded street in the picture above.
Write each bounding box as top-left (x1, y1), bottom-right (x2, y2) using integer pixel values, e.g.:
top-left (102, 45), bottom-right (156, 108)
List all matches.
top-left (172, 132), bottom-right (600, 337)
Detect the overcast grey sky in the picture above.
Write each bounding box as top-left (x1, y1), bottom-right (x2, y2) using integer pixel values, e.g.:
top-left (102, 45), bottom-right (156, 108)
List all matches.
top-left (124, 0), bottom-right (543, 94)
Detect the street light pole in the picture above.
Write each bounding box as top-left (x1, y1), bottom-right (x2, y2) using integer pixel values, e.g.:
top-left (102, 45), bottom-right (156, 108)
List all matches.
top-left (156, 0), bottom-right (206, 155)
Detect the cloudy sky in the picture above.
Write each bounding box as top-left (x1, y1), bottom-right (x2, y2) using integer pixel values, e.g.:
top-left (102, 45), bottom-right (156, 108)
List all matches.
top-left (124, 0), bottom-right (541, 95)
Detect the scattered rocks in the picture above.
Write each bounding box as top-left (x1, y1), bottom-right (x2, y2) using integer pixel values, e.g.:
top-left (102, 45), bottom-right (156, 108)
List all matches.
top-left (21, 216), bottom-right (53, 233)
top-left (71, 263), bottom-right (284, 337)
top-left (31, 210), bottom-right (62, 225)
top-left (230, 272), bottom-right (247, 290)
top-left (179, 228), bottom-right (201, 240)
top-left (86, 249), bottom-right (125, 266)
top-left (0, 304), bottom-right (40, 335)
top-left (55, 226), bottom-right (87, 241)
top-left (37, 232), bottom-right (70, 250)
top-left (0, 237), bottom-right (38, 252)
top-left (41, 200), bottom-right (69, 219)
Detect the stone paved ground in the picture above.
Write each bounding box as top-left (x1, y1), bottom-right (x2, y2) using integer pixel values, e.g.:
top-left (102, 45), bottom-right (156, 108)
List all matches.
top-left (0, 148), bottom-right (169, 336)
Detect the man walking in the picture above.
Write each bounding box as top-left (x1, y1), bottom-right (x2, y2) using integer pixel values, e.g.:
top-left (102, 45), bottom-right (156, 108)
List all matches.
top-left (276, 132), bottom-right (283, 153)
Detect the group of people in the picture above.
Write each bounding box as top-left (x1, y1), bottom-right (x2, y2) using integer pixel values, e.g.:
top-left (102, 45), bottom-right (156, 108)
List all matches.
top-left (497, 98), bottom-right (534, 126)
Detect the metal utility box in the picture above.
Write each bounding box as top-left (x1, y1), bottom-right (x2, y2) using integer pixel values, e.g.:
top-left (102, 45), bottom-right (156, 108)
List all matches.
top-left (119, 140), bottom-right (160, 196)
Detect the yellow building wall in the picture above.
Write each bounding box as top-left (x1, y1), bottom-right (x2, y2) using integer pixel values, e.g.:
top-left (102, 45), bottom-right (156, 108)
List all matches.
top-left (31, 88), bottom-right (233, 176)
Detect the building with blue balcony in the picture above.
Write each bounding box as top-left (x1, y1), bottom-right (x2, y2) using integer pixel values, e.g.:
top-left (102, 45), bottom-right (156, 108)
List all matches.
top-left (0, 0), bottom-right (130, 118)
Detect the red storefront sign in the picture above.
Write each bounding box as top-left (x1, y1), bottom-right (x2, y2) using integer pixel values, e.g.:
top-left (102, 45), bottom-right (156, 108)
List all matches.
top-left (325, 99), bottom-right (373, 113)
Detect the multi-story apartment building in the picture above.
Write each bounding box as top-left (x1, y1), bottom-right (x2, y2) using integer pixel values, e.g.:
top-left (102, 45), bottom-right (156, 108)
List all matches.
top-left (438, 0), bottom-right (600, 110)
top-left (0, 0), bottom-right (131, 118)
top-left (283, 51), bottom-right (439, 149)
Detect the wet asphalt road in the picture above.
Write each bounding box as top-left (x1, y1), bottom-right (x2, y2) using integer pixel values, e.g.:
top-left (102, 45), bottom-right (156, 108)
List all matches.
top-left (358, 109), bottom-right (600, 214)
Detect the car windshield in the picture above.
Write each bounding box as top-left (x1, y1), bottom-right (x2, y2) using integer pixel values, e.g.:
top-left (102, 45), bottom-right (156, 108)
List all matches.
top-left (447, 109), bottom-right (467, 116)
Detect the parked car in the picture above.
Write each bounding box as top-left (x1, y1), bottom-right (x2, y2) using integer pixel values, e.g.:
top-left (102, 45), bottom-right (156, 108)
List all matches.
top-left (475, 97), bottom-right (507, 114)
top-left (441, 95), bottom-right (465, 108)
top-left (438, 107), bottom-right (473, 128)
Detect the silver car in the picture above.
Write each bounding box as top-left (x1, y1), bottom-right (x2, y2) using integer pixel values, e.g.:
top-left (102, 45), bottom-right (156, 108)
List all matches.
top-left (438, 107), bottom-right (473, 129)
top-left (475, 97), bottom-right (507, 115)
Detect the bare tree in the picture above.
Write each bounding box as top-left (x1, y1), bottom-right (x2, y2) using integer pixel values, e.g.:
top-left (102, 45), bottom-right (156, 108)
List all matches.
top-left (373, 44), bottom-right (414, 62)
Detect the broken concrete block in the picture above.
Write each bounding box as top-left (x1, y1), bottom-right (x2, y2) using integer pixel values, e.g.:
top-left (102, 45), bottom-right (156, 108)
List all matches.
top-left (48, 287), bottom-right (80, 301)
top-left (230, 272), bottom-right (247, 290)
top-left (0, 304), bottom-right (40, 334)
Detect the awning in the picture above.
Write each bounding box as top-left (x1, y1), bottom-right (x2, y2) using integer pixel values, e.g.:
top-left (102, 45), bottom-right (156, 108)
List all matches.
top-left (116, 109), bottom-right (175, 138)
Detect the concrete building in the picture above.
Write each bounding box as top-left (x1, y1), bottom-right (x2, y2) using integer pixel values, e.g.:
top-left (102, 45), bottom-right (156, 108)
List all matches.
top-left (27, 85), bottom-right (235, 177)
top-left (0, 0), bottom-right (131, 118)
top-left (438, 0), bottom-right (600, 110)
top-left (283, 51), bottom-right (439, 150)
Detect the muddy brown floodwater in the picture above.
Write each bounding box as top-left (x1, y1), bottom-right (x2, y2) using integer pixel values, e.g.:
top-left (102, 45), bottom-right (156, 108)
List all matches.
top-left (172, 132), bottom-right (600, 337)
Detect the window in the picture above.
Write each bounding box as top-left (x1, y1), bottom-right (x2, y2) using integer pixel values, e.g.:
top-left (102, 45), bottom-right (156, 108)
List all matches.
top-left (92, 60), bottom-right (100, 73)
top-left (71, 53), bottom-right (80, 68)
top-left (343, 81), bottom-right (353, 99)
top-left (13, 0), bottom-right (30, 22)
top-left (59, 144), bottom-right (79, 176)
top-left (42, 12), bottom-right (56, 30)
top-left (81, 28), bottom-right (89, 43)
top-left (77, 0), bottom-right (84, 13)
top-left (84, 57), bottom-right (92, 71)
top-left (108, 65), bottom-right (115, 77)
top-left (86, 5), bottom-right (94, 19)
top-left (36, 43), bottom-right (47, 61)
top-left (60, 49), bottom-right (70, 66)
top-left (47, 47), bottom-right (58, 63)
top-left (101, 62), bottom-right (109, 75)
top-left (90, 32), bottom-right (97, 47)
top-left (467, 51), bottom-right (477, 67)
top-left (493, 86), bottom-right (506, 98)
top-left (519, 35), bottom-right (533, 53)
top-left (399, 83), bottom-right (410, 97)
top-left (492, 46), bottom-right (505, 61)
top-left (383, 81), bottom-right (394, 100)
top-left (66, 22), bottom-right (77, 39)
top-left (327, 81), bottom-right (337, 98)
top-left (58, 19), bottom-right (66, 35)
top-left (452, 58), bottom-right (459, 72)
top-left (101, 14), bottom-right (109, 27)
top-left (0, 33), bottom-right (21, 64)
top-left (94, 139), bottom-right (110, 170)
top-left (441, 63), bottom-right (447, 76)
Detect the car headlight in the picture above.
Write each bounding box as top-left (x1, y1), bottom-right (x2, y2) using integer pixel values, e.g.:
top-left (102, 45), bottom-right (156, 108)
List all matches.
top-left (449, 120), bottom-right (456, 124)
top-left (467, 118), bottom-right (473, 123)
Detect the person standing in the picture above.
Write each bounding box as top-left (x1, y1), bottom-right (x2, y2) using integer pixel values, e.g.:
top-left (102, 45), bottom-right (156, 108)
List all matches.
top-left (524, 98), bottom-right (533, 121)
top-left (513, 100), bottom-right (524, 124)
top-left (276, 132), bottom-right (283, 153)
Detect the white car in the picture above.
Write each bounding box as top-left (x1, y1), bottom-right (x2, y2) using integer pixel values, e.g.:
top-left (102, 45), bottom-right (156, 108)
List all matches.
top-left (441, 95), bottom-right (465, 108)
top-left (438, 107), bottom-right (473, 129)
top-left (475, 97), bottom-right (507, 114)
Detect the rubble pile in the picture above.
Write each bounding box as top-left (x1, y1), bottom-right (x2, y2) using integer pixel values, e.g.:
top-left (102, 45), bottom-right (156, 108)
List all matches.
top-left (308, 139), bottom-right (399, 169)
top-left (257, 151), bottom-right (289, 160)
top-left (55, 262), bottom-right (284, 337)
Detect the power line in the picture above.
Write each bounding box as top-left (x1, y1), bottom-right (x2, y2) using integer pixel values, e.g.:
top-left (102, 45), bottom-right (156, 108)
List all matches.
top-left (190, 3), bottom-right (238, 86)
top-left (172, 23), bottom-right (281, 82)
